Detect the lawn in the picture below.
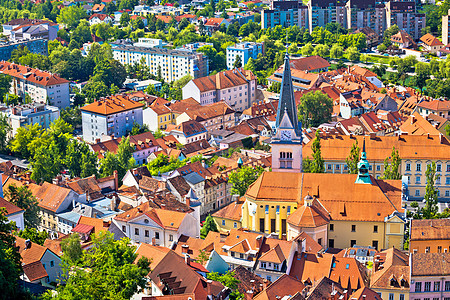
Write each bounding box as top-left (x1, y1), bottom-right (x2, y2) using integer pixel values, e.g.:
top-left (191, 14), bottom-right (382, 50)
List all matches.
top-left (366, 54), bottom-right (391, 65)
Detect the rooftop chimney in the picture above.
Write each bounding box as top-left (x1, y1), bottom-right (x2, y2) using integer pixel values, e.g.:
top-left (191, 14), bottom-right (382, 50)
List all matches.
top-left (184, 254), bottom-right (191, 265)
top-left (181, 244), bottom-right (189, 254)
top-left (113, 170), bottom-right (119, 191)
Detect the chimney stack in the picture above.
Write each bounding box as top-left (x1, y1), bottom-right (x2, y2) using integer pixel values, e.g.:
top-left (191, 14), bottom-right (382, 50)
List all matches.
top-left (184, 254), bottom-right (191, 265)
top-left (181, 244), bottom-right (189, 254)
top-left (114, 170), bottom-right (119, 191)
top-left (151, 237), bottom-right (156, 246)
top-left (411, 114), bottom-right (416, 124)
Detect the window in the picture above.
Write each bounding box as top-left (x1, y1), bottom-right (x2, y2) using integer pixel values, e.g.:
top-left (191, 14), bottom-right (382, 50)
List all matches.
top-left (424, 282), bottom-right (431, 292)
top-left (327, 164), bottom-right (332, 170)
top-left (437, 164), bottom-right (442, 172)
top-left (329, 239), bottom-right (334, 248)
top-left (50, 261), bottom-right (54, 267)
top-left (415, 282), bottom-right (422, 292)
top-left (406, 163), bottom-right (411, 171)
top-left (318, 238), bottom-right (322, 245)
top-left (260, 262), bottom-right (266, 269)
top-left (446, 177), bottom-right (450, 185)
top-left (372, 240), bottom-right (378, 249)
top-left (267, 275), bottom-right (272, 282)
top-left (438, 246), bottom-right (443, 253)
top-left (446, 191), bottom-right (450, 197)
top-left (155, 232), bottom-right (160, 239)
top-left (399, 294), bottom-right (404, 300)
top-left (122, 226), bottom-right (126, 232)
top-left (350, 240), bottom-right (356, 247)
top-left (222, 220), bottom-right (225, 226)
top-left (169, 235), bottom-right (173, 242)
top-left (135, 228), bottom-right (139, 235)
top-left (239, 253), bottom-right (244, 259)
top-left (273, 263), bottom-right (279, 270)
top-left (389, 294), bottom-right (394, 300)
top-left (415, 190), bottom-right (420, 196)
top-left (445, 281), bottom-right (450, 291)
top-left (416, 176), bottom-right (421, 184)
top-left (145, 230), bottom-right (149, 237)
top-left (434, 281), bottom-right (440, 291)
top-left (374, 225), bottom-right (378, 233)
top-left (426, 246), bottom-right (430, 253)
top-left (351, 225), bottom-right (356, 232)
top-left (416, 163), bottom-right (422, 171)
top-left (231, 251), bottom-right (235, 257)
top-left (330, 224), bottom-right (334, 231)
top-left (234, 222), bottom-right (237, 228)
top-left (376, 165), bottom-right (381, 171)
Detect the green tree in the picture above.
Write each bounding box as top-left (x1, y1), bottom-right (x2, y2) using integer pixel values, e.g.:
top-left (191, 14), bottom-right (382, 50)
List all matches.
top-left (116, 136), bottom-right (136, 178)
top-left (228, 165), bottom-right (264, 197)
top-left (298, 91), bottom-right (333, 128)
top-left (45, 231), bottom-right (150, 300)
top-left (301, 43), bottom-right (314, 56)
top-left (312, 44), bottom-right (330, 57)
top-left (65, 140), bottom-right (98, 178)
top-left (345, 139), bottom-right (360, 174)
top-left (30, 140), bottom-right (62, 183)
top-left (60, 233), bottom-right (82, 265)
top-left (0, 208), bottom-right (22, 298)
top-left (207, 271), bottom-right (243, 300)
top-left (195, 249), bottom-right (210, 265)
top-left (330, 44), bottom-right (343, 59)
top-left (422, 162), bottom-right (439, 219)
top-left (57, 6), bottom-right (87, 29)
top-left (346, 46), bottom-right (360, 61)
top-left (200, 214), bottom-right (219, 239)
top-left (233, 55), bottom-right (242, 68)
top-left (0, 74), bottom-right (11, 102)
top-left (381, 147), bottom-right (401, 180)
top-left (0, 114), bottom-right (10, 153)
top-left (16, 227), bottom-right (48, 245)
top-left (309, 130), bottom-right (324, 173)
top-left (5, 184), bottom-right (40, 228)
top-left (120, 12), bottom-right (130, 27)
top-left (83, 80), bottom-right (109, 103)
top-left (99, 151), bottom-right (120, 178)
top-left (9, 123), bottom-right (44, 159)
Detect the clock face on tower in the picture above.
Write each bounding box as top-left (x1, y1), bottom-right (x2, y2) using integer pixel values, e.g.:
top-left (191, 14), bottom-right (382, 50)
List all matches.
top-left (280, 130), bottom-right (292, 141)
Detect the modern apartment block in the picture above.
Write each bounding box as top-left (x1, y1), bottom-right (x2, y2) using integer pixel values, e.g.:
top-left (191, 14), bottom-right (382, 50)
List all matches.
top-left (226, 42), bottom-right (264, 70)
top-left (81, 94), bottom-right (144, 143)
top-left (1, 102), bottom-right (59, 137)
top-left (0, 61), bottom-right (70, 109)
top-left (308, 0), bottom-right (346, 32)
top-left (345, 0), bottom-right (377, 32)
top-left (111, 41), bottom-right (208, 83)
top-left (262, 1), bottom-right (308, 30)
top-left (2, 18), bottom-right (59, 41)
top-left (386, 1), bottom-right (426, 40)
top-left (0, 38), bottom-right (48, 61)
top-left (443, 9), bottom-right (450, 45)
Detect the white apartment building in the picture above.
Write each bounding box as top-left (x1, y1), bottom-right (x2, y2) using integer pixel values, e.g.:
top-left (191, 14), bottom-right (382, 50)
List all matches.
top-left (226, 42), bottom-right (264, 70)
top-left (81, 94), bottom-right (144, 143)
top-left (182, 68), bottom-right (257, 112)
top-left (112, 45), bottom-right (208, 83)
top-left (2, 102), bottom-right (60, 137)
top-left (0, 61), bottom-right (70, 109)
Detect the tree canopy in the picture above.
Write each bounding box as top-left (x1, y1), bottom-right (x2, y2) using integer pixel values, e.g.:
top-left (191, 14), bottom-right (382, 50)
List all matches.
top-left (228, 165), bottom-right (264, 197)
top-left (298, 91), bottom-right (333, 128)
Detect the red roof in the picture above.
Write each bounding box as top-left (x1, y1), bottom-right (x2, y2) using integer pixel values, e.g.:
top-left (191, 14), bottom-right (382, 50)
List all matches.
top-left (0, 61), bottom-right (69, 87)
top-left (81, 94), bottom-right (144, 115)
top-left (0, 197), bottom-right (23, 216)
top-left (72, 223), bottom-right (94, 234)
top-left (204, 18), bottom-right (224, 26)
top-left (89, 13), bottom-right (111, 21)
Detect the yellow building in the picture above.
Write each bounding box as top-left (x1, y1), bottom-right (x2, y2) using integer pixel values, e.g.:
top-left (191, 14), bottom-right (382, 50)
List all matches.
top-left (212, 200), bottom-right (243, 233)
top-left (370, 247), bottom-right (410, 300)
top-left (302, 133), bottom-right (450, 202)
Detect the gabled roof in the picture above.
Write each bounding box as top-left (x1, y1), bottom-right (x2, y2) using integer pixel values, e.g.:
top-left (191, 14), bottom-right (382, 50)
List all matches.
top-left (191, 68), bottom-right (255, 92)
top-left (399, 112), bottom-right (442, 136)
top-left (91, 131), bottom-right (157, 159)
top-left (350, 287), bottom-right (382, 300)
top-left (204, 18), bottom-right (225, 26)
top-left (391, 30), bottom-right (414, 45)
top-left (289, 55), bottom-right (330, 72)
top-left (292, 231), bottom-right (323, 253)
top-left (167, 120), bottom-right (206, 137)
top-left (135, 243), bottom-right (171, 269)
top-left (0, 61), bottom-right (69, 86)
top-left (420, 33), bottom-right (444, 47)
top-left (254, 274), bottom-right (305, 300)
top-left (31, 182), bottom-right (72, 213)
top-left (167, 176), bottom-right (191, 197)
top-left (411, 252), bottom-right (450, 276)
top-left (410, 219), bottom-right (450, 240)
top-left (258, 244), bottom-right (285, 264)
top-left (16, 237), bottom-right (48, 265)
top-left (183, 101), bottom-right (235, 121)
top-left (287, 197), bottom-right (330, 228)
top-left (22, 261), bottom-right (48, 282)
top-left (212, 200), bottom-right (243, 221)
top-left (417, 99), bottom-right (450, 111)
top-left (0, 197), bottom-right (23, 216)
top-left (307, 277), bottom-right (345, 300)
top-left (233, 266), bottom-right (266, 298)
top-left (89, 13), bottom-right (111, 21)
top-left (329, 257), bottom-right (367, 291)
top-left (370, 247), bottom-right (409, 291)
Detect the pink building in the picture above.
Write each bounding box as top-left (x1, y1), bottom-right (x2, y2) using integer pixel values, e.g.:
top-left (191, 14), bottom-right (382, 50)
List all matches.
top-left (410, 253), bottom-right (450, 299)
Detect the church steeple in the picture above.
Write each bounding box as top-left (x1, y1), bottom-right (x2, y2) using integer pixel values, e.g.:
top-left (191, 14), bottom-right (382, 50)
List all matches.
top-left (275, 49), bottom-right (300, 136)
top-left (355, 139), bottom-right (372, 184)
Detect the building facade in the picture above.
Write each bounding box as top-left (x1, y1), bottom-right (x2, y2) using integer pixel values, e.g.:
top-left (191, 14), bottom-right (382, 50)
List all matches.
top-left (386, 1), bottom-right (426, 40)
top-left (112, 45), bottom-right (208, 83)
top-left (81, 95), bottom-right (144, 143)
top-left (0, 38), bottom-right (47, 61)
top-left (226, 42), bottom-right (264, 70)
top-left (0, 61), bottom-right (70, 108)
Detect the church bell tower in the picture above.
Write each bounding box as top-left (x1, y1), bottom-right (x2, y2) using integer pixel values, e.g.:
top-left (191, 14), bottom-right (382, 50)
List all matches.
top-left (271, 49), bottom-right (302, 173)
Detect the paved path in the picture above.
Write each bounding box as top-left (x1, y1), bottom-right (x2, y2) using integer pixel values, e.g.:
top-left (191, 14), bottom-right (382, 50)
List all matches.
top-left (0, 153), bottom-right (29, 169)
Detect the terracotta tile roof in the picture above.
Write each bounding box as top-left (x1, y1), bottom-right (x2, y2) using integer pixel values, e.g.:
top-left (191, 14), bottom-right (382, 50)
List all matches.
top-left (349, 65), bottom-right (378, 78)
top-left (89, 13), bottom-right (111, 21)
top-left (0, 61), bottom-right (69, 86)
top-left (149, 250), bottom-right (224, 298)
top-left (350, 287), bottom-right (382, 300)
top-left (222, 229), bottom-right (264, 254)
top-left (204, 18), bottom-right (225, 26)
top-left (81, 94), bottom-right (144, 115)
top-left (31, 182), bottom-right (72, 213)
top-left (23, 260), bottom-right (48, 282)
top-left (0, 197), bottom-right (23, 216)
top-left (229, 239), bottom-right (251, 253)
top-left (114, 202), bottom-right (188, 230)
top-left (417, 99), bottom-right (450, 111)
top-left (212, 200), bottom-right (243, 221)
top-left (72, 223), bottom-right (94, 234)
top-left (258, 244), bottom-right (285, 264)
top-left (254, 274), bottom-right (305, 300)
top-left (359, 112), bottom-right (388, 133)
top-left (410, 219), bottom-right (450, 240)
top-left (139, 176), bottom-right (161, 192)
top-left (391, 30), bottom-right (414, 45)
top-left (289, 252), bottom-right (333, 283)
top-left (399, 112), bottom-right (442, 136)
top-left (91, 132), bottom-right (157, 159)
top-left (292, 232), bottom-right (323, 253)
top-left (302, 133), bottom-right (450, 162)
top-left (165, 97), bottom-right (201, 114)
top-left (174, 14), bottom-right (197, 22)
top-left (411, 252), bottom-right (450, 276)
top-left (66, 176), bottom-right (103, 201)
top-left (155, 135), bottom-right (179, 150)
top-left (420, 33), bottom-right (444, 47)
top-left (183, 101), bottom-right (235, 122)
top-left (269, 68), bottom-right (325, 90)
top-left (330, 257), bottom-right (368, 291)
top-left (77, 216), bottom-right (109, 233)
top-left (182, 139), bottom-right (215, 157)
top-left (5, 18), bottom-right (57, 26)
top-left (145, 191), bottom-right (193, 213)
top-left (155, 15), bottom-right (173, 23)
top-left (307, 277), bottom-right (345, 300)
top-left (287, 197), bottom-right (330, 228)
top-left (135, 243), bottom-right (171, 269)
top-left (191, 68), bottom-right (255, 92)
top-left (16, 236), bottom-right (47, 265)
top-left (370, 247), bottom-right (409, 291)
top-left (173, 235), bottom-right (211, 259)
top-left (167, 120), bottom-right (206, 137)
top-left (233, 265), bottom-right (267, 299)
top-left (176, 161), bottom-right (212, 178)
top-left (167, 176), bottom-right (191, 197)
top-left (92, 3), bottom-right (105, 11)
top-left (289, 56), bottom-right (330, 72)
